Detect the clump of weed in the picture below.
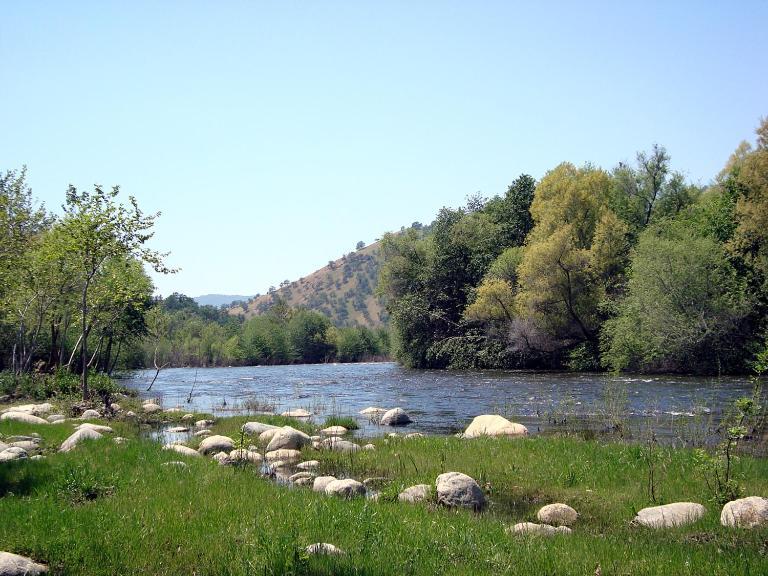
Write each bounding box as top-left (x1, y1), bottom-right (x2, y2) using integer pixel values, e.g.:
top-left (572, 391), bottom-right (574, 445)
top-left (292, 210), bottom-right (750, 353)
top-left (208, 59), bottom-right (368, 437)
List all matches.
top-left (323, 415), bottom-right (359, 430)
top-left (56, 463), bottom-right (115, 504)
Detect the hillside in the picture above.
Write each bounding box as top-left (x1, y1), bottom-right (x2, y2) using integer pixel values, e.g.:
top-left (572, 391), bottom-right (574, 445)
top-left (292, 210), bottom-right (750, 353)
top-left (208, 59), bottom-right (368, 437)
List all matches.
top-left (229, 242), bottom-right (387, 328)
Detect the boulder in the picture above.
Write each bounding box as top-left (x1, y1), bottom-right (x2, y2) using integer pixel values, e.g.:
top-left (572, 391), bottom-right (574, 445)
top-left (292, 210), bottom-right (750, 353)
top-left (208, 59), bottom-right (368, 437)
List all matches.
top-left (265, 449), bottom-right (302, 462)
top-left (125, 411), bottom-right (137, 418)
top-left (195, 419), bottom-right (215, 428)
top-left (721, 496), bottom-right (768, 528)
top-left (363, 444), bottom-right (376, 451)
top-left (435, 472), bottom-right (486, 511)
top-left (265, 427), bottom-right (311, 452)
top-left (242, 421), bottom-right (279, 435)
top-left (293, 476), bottom-right (314, 486)
top-left (80, 409), bottom-right (101, 419)
top-left (0, 412), bottom-right (48, 425)
top-left (258, 428), bottom-right (282, 445)
top-left (360, 407), bottom-right (387, 415)
top-left (463, 415), bottom-right (528, 438)
top-left (181, 414), bottom-right (194, 421)
top-left (281, 409), bottom-right (311, 418)
top-left (362, 477), bottom-right (388, 488)
top-left (320, 426), bottom-right (348, 436)
top-left (312, 476), bottom-right (338, 492)
top-left (142, 403), bottom-right (162, 413)
top-left (110, 403), bottom-right (122, 412)
top-left (166, 426), bottom-right (189, 433)
top-left (398, 484), bottom-right (432, 503)
top-left (163, 444), bottom-right (201, 458)
top-left (325, 478), bottom-right (366, 498)
top-left (75, 423), bottom-right (114, 434)
top-left (508, 522), bottom-right (572, 536)
top-left (380, 407), bottom-right (412, 426)
top-left (0, 447), bottom-right (28, 462)
top-left (198, 435), bottom-right (235, 455)
top-left (113, 437), bottom-right (128, 445)
top-left (194, 429), bottom-right (212, 437)
top-left (46, 414), bottom-right (66, 423)
top-left (537, 503), bottom-right (578, 527)
top-left (59, 428), bottom-right (103, 452)
top-left (321, 438), bottom-right (360, 452)
top-left (0, 551), bottom-right (48, 575)
top-left (164, 407), bottom-right (183, 413)
top-left (8, 440), bottom-right (38, 452)
top-left (634, 502), bottom-right (706, 528)
top-left (212, 451), bottom-right (232, 465)
top-left (306, 543), bottom-right (344, 556)
top-left (296, 460), bottom-right (320, 470)
top-left (405, 433), bottom-right (424, 439)
top-left (229, 449), bottom-right (263, 464)
top-left (2, 403), bottom-right (53, 416)
top-left (0, 441), bottom-right (7, 452)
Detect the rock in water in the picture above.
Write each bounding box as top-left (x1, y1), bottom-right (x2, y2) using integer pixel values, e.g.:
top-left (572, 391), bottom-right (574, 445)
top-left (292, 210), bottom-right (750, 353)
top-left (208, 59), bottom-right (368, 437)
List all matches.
top-left (0, 551), bottom-right (48, 575)
top-left (721, 497), bottom-right (768, 528)
top-left (633, 502), bottom-right (706, 528)
top-left (197, 435), bottom-right (235, 455)
top-left (0, 412), bottom-right (49, 425)
top-left (59, 428), bottom-right (104, 452)
top-left (463, 415), bottom-right (528, 438)
top-left (380, 407), bottom-right (412, 426)
top-left (360, 407), bottom-right (387, 415)
top-left (163, 444), bottom-right (201, 458)
top-left (320, 438), bottom-right (360, 452)
top-left (435, 472), bottom-right (486, 511)
top-left (320, 425), bottom-right (348, 436)
top-left (398, 484), bottom-right (432, 503)
top-left (537, 503), bottom-right (578, 526)
top-left (324, 479), bottom-right (366, 498)
top-left (281, 409), bottom-right (311, 418)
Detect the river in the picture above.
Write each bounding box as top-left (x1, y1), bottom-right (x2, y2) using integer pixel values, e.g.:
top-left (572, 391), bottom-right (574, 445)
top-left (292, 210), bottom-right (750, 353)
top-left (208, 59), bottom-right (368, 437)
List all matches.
top-left (118, 362), bottom-right (759, 441)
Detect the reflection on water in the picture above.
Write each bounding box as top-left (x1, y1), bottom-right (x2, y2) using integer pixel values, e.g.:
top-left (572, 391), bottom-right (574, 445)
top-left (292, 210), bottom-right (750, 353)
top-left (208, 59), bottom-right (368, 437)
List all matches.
top-left (119, 362), bottom-right (755, 439)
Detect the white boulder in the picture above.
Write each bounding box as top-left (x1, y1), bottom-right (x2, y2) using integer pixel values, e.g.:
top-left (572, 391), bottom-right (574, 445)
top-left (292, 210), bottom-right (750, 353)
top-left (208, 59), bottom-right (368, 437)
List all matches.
top-left (380, 407), bottom-right (412, 426)
top-left (398, 484), bottom-right (431, 503)
top-left (59, 428), bottom-right (103, 452)
top-left (324, 478), bottom-right (366, 498)
top-left (463, 415), bottom-right (528, 438)
top-left (721, 496), bottom-right (768, 528)
top-left (0, 412), bottom-right (49, 425)
top-left (197, 435), bottom-right (235, 455)
top-left (634, 502), bottom-right (706, 528)
top-left (0, 551), bottom-right (48, 575)
top-left (537, 503), bottom-right (578, 527)
top-left (435, 472), bottom-right (486, 511)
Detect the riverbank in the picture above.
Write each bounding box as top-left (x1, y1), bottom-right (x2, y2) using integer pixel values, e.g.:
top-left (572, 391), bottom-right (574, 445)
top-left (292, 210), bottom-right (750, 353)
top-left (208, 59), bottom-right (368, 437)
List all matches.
top-left (1, 398), bottom-right (768, 575)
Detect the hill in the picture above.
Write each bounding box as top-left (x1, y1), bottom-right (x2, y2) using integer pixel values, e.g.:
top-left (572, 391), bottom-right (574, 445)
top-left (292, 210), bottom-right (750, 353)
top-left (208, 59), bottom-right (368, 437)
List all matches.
top-left (229, 242), bottom-right (387, 328)
top-left (193, 294), bottom-right (252, 307)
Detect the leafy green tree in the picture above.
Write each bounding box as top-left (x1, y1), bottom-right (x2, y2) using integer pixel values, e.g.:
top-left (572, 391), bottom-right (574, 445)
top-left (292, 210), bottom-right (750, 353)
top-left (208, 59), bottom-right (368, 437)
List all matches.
top-left (287, 309), bottom-right (334, 363)
top-left (58, 185), bottom-right (172, 398)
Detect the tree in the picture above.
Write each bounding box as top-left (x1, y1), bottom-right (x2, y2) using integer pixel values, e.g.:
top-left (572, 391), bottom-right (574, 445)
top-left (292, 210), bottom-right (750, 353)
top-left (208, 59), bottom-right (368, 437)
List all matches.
top-left (58, 185), bottom-right (172, 399)
top-left (356, 241), bottom-right (365, 250)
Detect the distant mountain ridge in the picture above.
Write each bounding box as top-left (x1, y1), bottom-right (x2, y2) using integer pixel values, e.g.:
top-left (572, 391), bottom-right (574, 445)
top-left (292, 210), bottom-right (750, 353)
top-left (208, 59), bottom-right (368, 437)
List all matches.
top-left (228, 242), bottom-right (386, 328)
top-left (194, 294), bottom-right (253, 307)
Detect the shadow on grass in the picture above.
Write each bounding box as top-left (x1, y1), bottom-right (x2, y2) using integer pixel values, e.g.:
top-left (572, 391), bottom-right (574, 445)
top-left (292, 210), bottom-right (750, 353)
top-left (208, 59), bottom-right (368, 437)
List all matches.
top-left (0, 459), bottom-right (52, 498)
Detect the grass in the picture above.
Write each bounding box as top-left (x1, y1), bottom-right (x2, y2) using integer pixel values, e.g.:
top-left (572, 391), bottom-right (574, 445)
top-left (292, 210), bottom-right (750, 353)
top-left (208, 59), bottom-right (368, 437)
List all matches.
top-left (1, 408), bottom-right (768, 575)
top-left (322, 415), bottom-right (360, 430)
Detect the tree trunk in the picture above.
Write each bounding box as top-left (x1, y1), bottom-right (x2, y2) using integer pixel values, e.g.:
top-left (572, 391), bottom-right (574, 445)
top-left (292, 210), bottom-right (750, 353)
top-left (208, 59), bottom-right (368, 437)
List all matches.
top-left (81, 281), bottom-right (89, 400)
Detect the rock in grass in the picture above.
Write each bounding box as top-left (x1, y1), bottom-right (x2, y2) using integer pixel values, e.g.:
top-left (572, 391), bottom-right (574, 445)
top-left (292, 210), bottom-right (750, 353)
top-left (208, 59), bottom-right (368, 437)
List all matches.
top-left (194, 429), bottom-right (211, 437)
top-left (537, 503), bottom-right (578, 527)
top-left (164, 407), bottom-right (183, 413)
top-left (229, 449), bottom-right (263, 464)
top-left (306, 543), bottom-right (344, 556)
top-left (75, 423), bottom-right (114, 434)
top-left (405, 432), bottom-right (424, 439)
top-left (296, 460), bottom-right (319, 470)
top-left (0, 551), bottom-right (48, 575)
top-left (265, 449), bottom-right (302, 462)
top-left (212, 451), bottom-right (232, 465)
top-left (59, 428), bottom-right (103, 452)
top-left (320, 438), bottom-right (360, 452)
top-left (508, 522), bottom-right (572, 536)
top-left (0, 447), bottom-right (28, 462)
top-left (162, 461), bottom-right (188, 469)
top-left (293, 476), bottom-right (314, 486)
top-left (113, 437), bottom-right (128, 445)
top-left (0, 441), bottom-right (7, 452)
top-left (324, 479), bottom-right (366, 498)
top-left (195, 419), bottom-right (214, 429)
top-left (281, 409), bottom-right (311, 418)
top-left (312, 476), bottom-right (337, 492)
top-left (0, 412), bottom-right (49, 425)
top-left (142, 403), bottom-right (162, 414)
top-left (181, 413), bottom-right (194, 421)
top-left (363, 443), bottom-right (376, 451)
top-left (259, 428), bottom-right (282, 445)
top-left (80, 409), bottom-right (101, 419)
top-left (163, 444), bottom-right (201, 458)
top-left (125, 411), bottom-right (137, 418)
top-left (242, 421), bottom-right (279, 435)
top-left (2, 403), bottom-right (53, 416)
top-left (463, 415), bottom-right (528, 438)
top-left (289, 471), bottom-right (315, 483)
top-left (633, 502), bottom-right (706, 528)
top-left (8, 440), bottom-right (38, 452)
top-left (360, 407), bottom-right (387, 415)
top-left (380, 407), bottom-right (412, 426)
top-left (265, 427), bottom-right (311, 452)
top-left (46, 414), bottom-right (66, 423)
top-left (110, 403), bottom-right (122, 412)
top-left (320, 426), bottom-right (348, 436)
top-left (198, 435), bottom-right (235, 455)
top-left (398, 484), bottom-right (432, 503)
top-left (721, 497), bottom-right (768, 528)
top-left (435, 472), bottom-right (486, 511)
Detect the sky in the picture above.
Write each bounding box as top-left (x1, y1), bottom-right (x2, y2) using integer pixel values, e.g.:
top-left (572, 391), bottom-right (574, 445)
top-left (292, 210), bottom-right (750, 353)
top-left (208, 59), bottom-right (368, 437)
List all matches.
top-left (2, 1), bottom-right (766, 298)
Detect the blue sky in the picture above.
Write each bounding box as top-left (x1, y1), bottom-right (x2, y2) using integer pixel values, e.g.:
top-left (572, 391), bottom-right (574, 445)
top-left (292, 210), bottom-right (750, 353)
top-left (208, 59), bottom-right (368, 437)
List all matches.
top-left (2, 1), bottom-right (766, 297)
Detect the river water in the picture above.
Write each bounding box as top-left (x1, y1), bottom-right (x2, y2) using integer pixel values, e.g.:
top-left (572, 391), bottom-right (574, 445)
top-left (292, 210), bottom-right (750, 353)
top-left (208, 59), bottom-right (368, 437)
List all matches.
top-left (119, 362), bottom-right (759, 441)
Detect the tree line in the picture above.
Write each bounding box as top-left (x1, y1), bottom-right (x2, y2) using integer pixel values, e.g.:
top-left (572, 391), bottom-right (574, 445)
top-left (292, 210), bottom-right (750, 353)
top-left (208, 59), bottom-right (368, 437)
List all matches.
top-left (379, 119), bottom-right (768, 374)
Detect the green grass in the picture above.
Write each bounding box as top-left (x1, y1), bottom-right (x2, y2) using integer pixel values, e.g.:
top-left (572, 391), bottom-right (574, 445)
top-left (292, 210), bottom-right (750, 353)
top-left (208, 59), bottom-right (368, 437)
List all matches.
top-left (1, 412), bottom-right (768, 575)
top-left (322, 415), bottom-right (360, 430)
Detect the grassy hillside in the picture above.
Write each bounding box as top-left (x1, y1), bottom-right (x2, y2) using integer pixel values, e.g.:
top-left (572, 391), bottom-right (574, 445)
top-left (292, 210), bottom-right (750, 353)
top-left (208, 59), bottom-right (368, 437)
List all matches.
top-left (230, 242), bottom-right (387, 328)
